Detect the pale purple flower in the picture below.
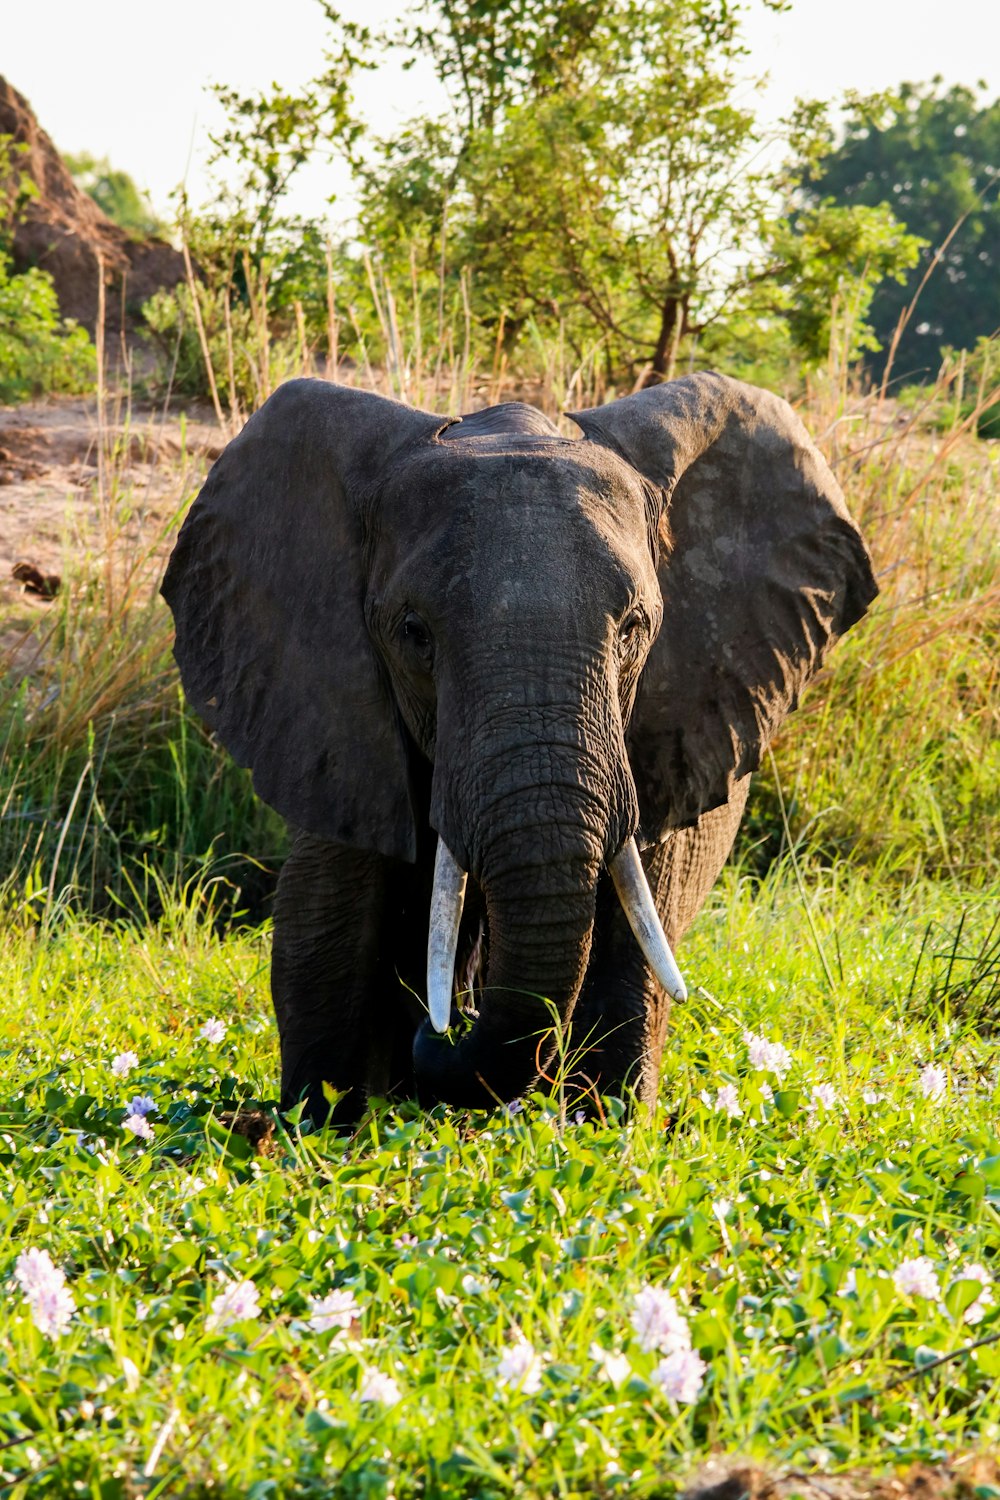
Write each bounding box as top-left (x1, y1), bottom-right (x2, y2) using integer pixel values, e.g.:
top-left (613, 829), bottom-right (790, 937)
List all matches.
top-left (206, 1279), bottom-right (260, 1331)
top-left (893, 1256), bottom-right (942, 1301)
top-left (810, 1083), bottom-right (837, 1112)
top-left (744, 1031), bottom-right (792, 1079)
top-left (125, 1095), bottom-right (156, 1117)
top-left (28, 1280), bottom-right (77, 1338)
top-left (497, 1336), bottom-right (543, 1394)
top-left (590, 1343), bottom-right (631, 1386)
top-left (199, 1018), bottom-right (227, 1045)
top-left (123, 1112), bottom-right (154, 1142)
top-left (919, 1064), bottom-right (947, 1102)
top-left (14, 1248), bottom-right (75, 1338)
top-left (650, 1347), bottom-right (707, 1403)
top-left (759, 1081), bottom-right (774, 1104)
top-left (714, 1084), bottom-right (742, 1119)
top-left (359, 1367), bottom-right (402, 1406)
top-left (956, 1262), bottom-right (993, 1325)
top-left (862, 1089), bottom-right (885, 1105)
top-left (13, 1248), bottom-right (59, 1296)
top-left (631, 1285), bottom-right (691, 1355)
top-left (307, 1288), bottom-right (360, 1334)
top-left (110, 1051), bottom-right (139, 1078)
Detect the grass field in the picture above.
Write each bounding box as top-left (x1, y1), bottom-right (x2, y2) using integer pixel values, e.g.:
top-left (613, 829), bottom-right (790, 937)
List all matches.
top-left (2, 865), bottom-right (1000, 1497)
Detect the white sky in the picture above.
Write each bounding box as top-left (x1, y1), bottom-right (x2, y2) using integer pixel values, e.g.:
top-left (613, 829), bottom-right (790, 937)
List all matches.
top-left (5, 0), bottom-right (998, 224)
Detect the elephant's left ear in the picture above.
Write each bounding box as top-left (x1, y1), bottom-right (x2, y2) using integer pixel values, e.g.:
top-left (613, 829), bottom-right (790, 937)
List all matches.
top-left (571, 372), bottom-right (878, 838)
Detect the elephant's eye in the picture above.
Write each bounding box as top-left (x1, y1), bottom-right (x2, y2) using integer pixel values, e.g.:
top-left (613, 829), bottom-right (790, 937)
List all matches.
top-left (402, 610), bottom-right (434, 667)
top-left (619, 607), bottom-right (648, 648)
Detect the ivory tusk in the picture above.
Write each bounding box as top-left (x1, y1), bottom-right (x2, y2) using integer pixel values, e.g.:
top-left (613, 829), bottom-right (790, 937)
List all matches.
top-left (608, 838), bottom-right (688, 1001)
top-left (427, 838), bottom-right (468, 1033)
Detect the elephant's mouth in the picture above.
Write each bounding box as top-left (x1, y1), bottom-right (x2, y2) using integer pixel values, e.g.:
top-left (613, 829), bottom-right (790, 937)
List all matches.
top-left (427, 836), bottom-right (687, 1037)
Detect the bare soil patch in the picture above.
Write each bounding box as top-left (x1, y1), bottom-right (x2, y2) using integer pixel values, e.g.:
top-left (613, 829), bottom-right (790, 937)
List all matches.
top-left (0, 393), bottom-right (223, 643)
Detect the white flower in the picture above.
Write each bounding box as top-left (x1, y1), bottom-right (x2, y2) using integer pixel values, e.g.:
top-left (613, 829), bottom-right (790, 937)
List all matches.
top-left (956, 1262), bottom-right (994, 1325)
top-left (893, 1256), bottom-right (942, 1301)
top-left (650, 1347), bottom-right (706, 1403)
top-left (206, 1279), bottom-right (260, 1331)
top-left (714, 1084), bottom-right (742, 1119)
top-left (14, 1248), bottom-right (75, 1338)
top-left (120, 1355), bottom-right (141, 1391)
top-left (461, 1274), bottom-right (487, 1295)
top-left (631, 1285), bottom-right (691, 1355)
top-left (123, 1113), bottom-right (154, 1142)
top-left (307, 1288), bottom-right (360, 1335)
top-left (590, 1343), bottom-right (631, 1386)
top-left (919, 1064), bottom-right (947, 1102)
top-left (497, 1336), bottom-right (543, 1394)
top-left (125, 1095), bottom-right (156, 1117)
top-left (810, 1083), bottom-right (837, 1112)
top-left (199, 1018), bottom-right (227, 1045)
top-left (110, 1051), bottom-right (139, 1078)
top-left (359, 1367), bottom-right (401, 1406)
top-left (759, 1082), bottom-right (774, 1103)
top-left (841, 1269), bottom-right (858, 1295)
top-left (744, 1031), bottom-right (792, 1079)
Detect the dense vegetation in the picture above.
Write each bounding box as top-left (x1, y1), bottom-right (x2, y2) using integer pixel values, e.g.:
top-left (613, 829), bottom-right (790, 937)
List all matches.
top-left (804, 81), bottom-right (1000, 385)
top-left (3, 866), bottom-right (999, 1496)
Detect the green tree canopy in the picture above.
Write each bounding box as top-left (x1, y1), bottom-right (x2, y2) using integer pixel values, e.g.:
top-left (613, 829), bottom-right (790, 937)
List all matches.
top-left (355, 0), bottom-right (918, 379)
top-left (801, 80), bottom-right (1000, 381)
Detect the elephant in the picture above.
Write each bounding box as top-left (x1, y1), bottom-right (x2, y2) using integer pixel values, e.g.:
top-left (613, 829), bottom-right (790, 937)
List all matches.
top-left (161, 372), bottom-right (877, 1125)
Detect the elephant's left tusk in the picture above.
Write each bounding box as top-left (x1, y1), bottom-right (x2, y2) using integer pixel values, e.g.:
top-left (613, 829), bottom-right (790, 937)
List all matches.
top-left (608, 838), bottom-right (688, 1001)
top-left (427, 837), bottom-right (468, 1033)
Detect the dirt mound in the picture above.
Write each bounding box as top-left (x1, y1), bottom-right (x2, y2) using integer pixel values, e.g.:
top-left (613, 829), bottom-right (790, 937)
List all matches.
top-left (0, 75), bottom-right (185, 335)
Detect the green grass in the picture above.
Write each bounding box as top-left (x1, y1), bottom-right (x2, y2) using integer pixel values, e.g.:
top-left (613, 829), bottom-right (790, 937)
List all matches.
top-left (3, 866), bottom-right (999, 1497)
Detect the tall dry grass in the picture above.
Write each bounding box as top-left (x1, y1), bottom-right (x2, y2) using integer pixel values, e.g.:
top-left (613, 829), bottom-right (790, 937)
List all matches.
top-left (752, 310), bottom-right (1000, 880)
top-left (2, 273), bottom-right (997, 922)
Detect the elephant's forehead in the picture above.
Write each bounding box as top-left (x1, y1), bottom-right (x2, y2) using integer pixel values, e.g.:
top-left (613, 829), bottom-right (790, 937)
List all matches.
top-left (382, 440), bottom-right (649, 538)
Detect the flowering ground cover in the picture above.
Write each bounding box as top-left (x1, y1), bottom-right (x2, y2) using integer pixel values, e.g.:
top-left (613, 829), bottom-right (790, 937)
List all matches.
top-left (1, 867), bottom-right (999, 1498)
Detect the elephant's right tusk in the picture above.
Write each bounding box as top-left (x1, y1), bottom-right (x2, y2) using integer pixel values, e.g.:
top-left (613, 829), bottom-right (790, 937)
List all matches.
top-left (608, 838), bottom-right (688, 1001)
top-left (427, 837), bottom-right (468, 1033)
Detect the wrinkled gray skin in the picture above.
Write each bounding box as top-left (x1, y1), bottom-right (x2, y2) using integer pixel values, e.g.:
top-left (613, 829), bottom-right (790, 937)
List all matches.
top-left (161, 373), bottom-right (877, 1124)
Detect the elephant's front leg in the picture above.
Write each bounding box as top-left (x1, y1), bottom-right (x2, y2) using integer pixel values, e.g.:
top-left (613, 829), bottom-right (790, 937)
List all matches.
top-left (568, 782), bottom-right (751, 1111)
top-left (271, 828), bottom-right (407, 1126)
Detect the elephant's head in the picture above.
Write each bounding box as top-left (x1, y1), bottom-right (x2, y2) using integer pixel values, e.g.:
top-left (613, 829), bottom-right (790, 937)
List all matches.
top-left (161, 374), bottom-right (876, 1108)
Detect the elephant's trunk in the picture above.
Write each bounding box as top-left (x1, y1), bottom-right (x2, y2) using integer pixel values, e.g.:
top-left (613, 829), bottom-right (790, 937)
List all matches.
top-left (413, 813), bottom-right (603, 1107)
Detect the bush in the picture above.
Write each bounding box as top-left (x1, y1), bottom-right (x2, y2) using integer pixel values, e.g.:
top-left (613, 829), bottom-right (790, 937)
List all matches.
top-left (0, 252), bottom-right (95, 403)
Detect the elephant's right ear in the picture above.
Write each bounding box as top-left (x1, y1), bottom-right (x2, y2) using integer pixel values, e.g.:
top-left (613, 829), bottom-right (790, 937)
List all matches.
top-left (161, 379), bottom-right (451, 861)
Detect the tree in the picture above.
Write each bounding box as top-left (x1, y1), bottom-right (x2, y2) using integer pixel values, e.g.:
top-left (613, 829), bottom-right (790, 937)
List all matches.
top-left (64, 152), bottom-right (165, 238)
top-left (801, 80), bottom-right (1000, 380)
top-left (355, 0), bottom-right (918, 379)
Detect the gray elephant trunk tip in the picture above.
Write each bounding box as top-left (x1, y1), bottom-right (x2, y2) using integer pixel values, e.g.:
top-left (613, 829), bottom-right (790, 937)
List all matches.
top-left (426, 834), bottom-right (687, 1038)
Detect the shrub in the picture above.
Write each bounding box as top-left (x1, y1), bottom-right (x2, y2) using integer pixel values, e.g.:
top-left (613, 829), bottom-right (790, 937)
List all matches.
top-left (0, 252), bottom-right (95, 402)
